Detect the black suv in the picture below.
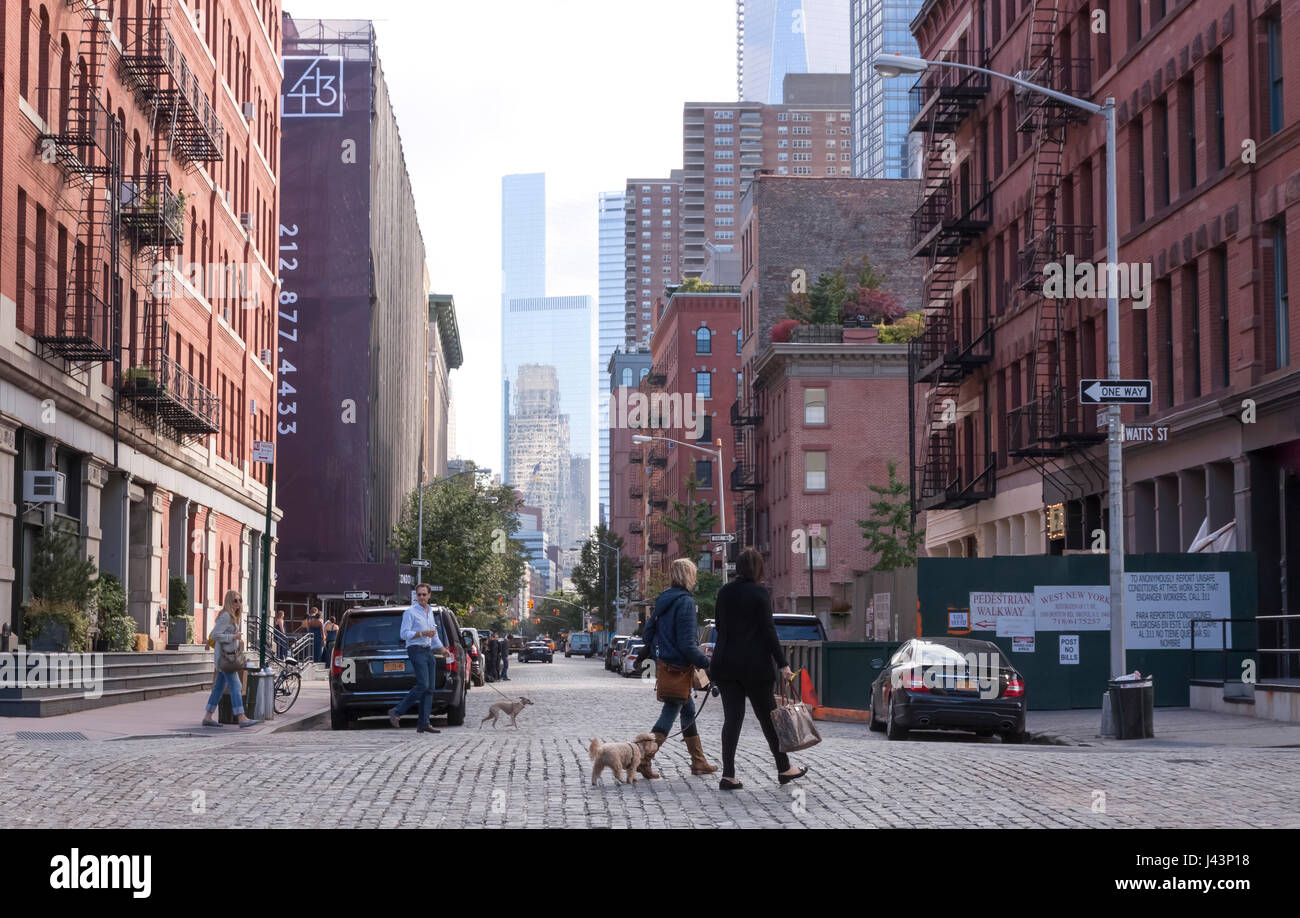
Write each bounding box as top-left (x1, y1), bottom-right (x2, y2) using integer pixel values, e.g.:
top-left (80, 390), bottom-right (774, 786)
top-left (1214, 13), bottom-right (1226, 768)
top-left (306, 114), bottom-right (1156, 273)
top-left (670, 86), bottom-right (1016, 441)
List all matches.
top-left (329, 605), bottom-right (471, 730)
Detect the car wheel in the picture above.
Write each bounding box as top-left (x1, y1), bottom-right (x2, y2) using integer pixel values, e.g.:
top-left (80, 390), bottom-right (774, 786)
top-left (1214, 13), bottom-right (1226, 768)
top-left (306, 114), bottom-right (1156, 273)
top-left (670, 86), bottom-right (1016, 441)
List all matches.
top-left (1001, 730), bottom-right (1027, 744)
top-left (885, 698), bottom-right (908, 741)
top-left (329, 705), bottom-right (350, 731)
top-left (867, 690), bottom-right (885, 732)
top-left (975, 729), bottom-right (995, 738)
top-left (446, 688), bottom-right (467, 727)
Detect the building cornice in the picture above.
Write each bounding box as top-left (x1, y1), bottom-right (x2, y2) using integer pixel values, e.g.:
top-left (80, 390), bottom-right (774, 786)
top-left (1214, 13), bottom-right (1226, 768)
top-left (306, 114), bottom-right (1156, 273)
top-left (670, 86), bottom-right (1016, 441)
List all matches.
top-left (753, 342), bottom-right (910, 384)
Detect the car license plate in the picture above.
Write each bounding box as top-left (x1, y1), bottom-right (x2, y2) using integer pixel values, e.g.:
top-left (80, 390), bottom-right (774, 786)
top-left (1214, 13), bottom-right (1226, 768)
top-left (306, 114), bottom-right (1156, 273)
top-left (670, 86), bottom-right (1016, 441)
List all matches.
top-left (383, 661), bottom-right (406, 673)
top-left (954, 678), bottom-right (979, 691)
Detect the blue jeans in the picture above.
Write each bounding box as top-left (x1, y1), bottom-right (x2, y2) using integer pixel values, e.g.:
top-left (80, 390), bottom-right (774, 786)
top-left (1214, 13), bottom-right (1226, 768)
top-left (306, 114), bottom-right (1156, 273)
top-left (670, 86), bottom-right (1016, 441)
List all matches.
top-left (653, 694), bottom-right (698, 738)
top-left (500, 653), bottom-right (509, 679)
top-left (392, 645), bottom-right (436, 727)
top-left (206, 670), bottom-right (244, 716)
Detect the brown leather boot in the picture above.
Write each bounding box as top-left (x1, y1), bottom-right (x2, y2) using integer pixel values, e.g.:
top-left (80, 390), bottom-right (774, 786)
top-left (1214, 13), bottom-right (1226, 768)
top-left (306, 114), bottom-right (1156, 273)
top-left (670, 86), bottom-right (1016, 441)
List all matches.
top-left (639, 730), bottom-right (666, 779)
top-left (685, 734), bottom-right (718, 775)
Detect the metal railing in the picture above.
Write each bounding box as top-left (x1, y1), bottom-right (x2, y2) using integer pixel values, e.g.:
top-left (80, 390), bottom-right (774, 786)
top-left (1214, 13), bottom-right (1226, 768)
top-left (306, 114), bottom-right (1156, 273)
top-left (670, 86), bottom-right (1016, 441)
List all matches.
top-left (1189, 618), bottom-right (1258, 684)
top-left (120, 17), bottom-right (225, 162)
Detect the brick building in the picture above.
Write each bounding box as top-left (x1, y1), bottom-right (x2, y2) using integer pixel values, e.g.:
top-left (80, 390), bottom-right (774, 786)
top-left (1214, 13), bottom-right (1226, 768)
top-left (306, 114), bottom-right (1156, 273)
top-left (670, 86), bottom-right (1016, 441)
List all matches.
top-left (683, 74), bottom-right (853, 277)
top-left (736, 175), bottom-right (924, 620)
top-left (643, 289), bottom-right (745, 580)
top-left (1, 1), bottom-right (282, 643)
top-left (907, 0), bottom-right (1300, 624)
top-left (624, 173), bottom-right (683, 348)
top-left (607, 345), bottom-right (652, 596)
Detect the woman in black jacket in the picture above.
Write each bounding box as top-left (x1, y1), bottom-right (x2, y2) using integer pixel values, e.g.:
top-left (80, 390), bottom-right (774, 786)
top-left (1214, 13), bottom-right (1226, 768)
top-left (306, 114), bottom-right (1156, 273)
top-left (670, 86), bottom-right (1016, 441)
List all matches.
top-left (709, 548), bottom-right (807, 790)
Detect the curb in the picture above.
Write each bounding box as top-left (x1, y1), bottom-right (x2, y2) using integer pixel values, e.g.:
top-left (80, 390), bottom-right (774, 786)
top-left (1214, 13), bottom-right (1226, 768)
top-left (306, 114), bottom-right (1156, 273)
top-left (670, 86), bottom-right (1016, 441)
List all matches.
top-left (812, 706), bottom-right (872, 723)
top-left (271, 706), bottom-right (330, 733)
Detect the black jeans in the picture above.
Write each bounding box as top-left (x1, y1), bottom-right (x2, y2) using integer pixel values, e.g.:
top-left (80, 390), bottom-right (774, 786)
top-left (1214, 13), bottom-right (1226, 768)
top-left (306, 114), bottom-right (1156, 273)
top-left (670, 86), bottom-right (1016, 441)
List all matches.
top-left (717, 679), bottom-right (790, 778)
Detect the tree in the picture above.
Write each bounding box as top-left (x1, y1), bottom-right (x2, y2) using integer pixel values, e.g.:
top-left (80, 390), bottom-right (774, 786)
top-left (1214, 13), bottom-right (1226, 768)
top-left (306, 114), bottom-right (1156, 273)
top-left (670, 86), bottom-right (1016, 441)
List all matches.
top-left (390, 465), bottom-right (530, 610)
top-left (857, 461), bottom-right (924, 571)
top-left (676, 277), bottom-right (715, 292)
top-left (537, 590), bottom-right (585, 632)
top-left (30, 523), bottom-right (96, 608)
top-left (786, 269), bottom-right (848, 324)
top-left (663, 469), bottom-right (718, 563)
top-left (570, 524), bottom-right (635, 632)
top-left (878, 311), bottom-right (925, 343)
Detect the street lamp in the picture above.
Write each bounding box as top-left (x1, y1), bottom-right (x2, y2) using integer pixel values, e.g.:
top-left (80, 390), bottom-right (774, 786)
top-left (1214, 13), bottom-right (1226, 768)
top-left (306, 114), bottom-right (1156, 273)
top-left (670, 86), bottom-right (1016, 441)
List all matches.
top-left (874, 53), bottom-right (1125, 678)
top-left (632, 434), bottom-right (730, 585)
top-left (573, 535), bottom-right (622, 634)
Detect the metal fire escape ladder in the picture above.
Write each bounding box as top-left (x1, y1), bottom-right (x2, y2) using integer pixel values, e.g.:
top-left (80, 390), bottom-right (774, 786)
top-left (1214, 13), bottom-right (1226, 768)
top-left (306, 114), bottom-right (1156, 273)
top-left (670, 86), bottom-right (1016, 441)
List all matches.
top-left (34, 1), bottom-right (119, 363)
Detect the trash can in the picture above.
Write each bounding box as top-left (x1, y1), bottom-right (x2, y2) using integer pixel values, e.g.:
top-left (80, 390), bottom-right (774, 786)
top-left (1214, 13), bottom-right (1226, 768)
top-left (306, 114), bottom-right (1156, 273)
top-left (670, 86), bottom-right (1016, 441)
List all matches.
top-left (217, 667), bottom-right (257, 724)
top-left (1108, 678), bottom-right (1154, 739)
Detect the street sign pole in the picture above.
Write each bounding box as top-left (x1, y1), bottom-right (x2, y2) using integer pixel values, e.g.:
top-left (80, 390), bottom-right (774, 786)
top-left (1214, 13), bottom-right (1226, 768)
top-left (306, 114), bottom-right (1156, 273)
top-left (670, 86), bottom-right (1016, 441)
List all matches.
top-left (259, 459), bottom-right (273, 670)
top-left (1104, 97), bottom-right (1127, 682)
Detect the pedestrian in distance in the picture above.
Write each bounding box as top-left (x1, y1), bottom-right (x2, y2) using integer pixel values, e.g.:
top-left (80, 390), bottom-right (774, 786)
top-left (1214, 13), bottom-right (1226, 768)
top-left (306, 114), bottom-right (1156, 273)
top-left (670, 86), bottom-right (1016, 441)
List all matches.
top-left (484, 630), bottom-right (499, 683)
top-left (710, 548), bottom-right (807, 790)
top-left (499, 633), bottom-right (510, 681)
top-left (638, 558), bottom-right (718, 779)
top-left (386, 584), bottom-right (449, 734)
top-left (201, 590), bottom-right (259, 728)
top-left (322, 614), bottom-right (339, 665)
top-left (272, 610), bottom-right (288, 660)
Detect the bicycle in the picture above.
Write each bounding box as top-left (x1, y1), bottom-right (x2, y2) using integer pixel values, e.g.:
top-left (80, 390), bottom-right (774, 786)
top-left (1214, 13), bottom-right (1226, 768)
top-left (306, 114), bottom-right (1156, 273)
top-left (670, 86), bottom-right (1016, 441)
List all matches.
top-left (266, 653), bottom-right (302, 715)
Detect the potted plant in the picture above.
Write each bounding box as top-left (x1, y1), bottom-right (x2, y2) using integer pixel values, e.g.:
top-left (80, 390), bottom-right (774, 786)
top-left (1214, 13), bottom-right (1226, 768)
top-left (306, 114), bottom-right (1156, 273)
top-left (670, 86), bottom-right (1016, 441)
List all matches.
top-left (95, 573), bottom-right (137, 652)
top-left (167, 576), bottom-right (193, 647)
top-left (123, 366), bottom-right (156, 391)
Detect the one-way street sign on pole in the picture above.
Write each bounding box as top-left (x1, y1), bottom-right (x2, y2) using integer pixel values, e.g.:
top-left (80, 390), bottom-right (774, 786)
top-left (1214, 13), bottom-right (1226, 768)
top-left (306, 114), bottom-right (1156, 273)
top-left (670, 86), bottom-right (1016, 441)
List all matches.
top-left (1079, 379), bottom-right (1152, 405)
top-left (710, 533), bottom-right (736, 543)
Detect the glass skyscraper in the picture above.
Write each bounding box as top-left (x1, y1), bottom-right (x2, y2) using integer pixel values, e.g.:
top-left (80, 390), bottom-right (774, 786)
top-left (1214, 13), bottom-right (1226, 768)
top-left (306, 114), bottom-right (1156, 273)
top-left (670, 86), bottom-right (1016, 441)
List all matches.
top-left (738, 0), bottom-right (851, 103)
top-left (501, 173), bottom-right (547, 476)
top-left (597, 191), bottom-right (626, 524)
top-left (851, 0), bottom-right (922, 178)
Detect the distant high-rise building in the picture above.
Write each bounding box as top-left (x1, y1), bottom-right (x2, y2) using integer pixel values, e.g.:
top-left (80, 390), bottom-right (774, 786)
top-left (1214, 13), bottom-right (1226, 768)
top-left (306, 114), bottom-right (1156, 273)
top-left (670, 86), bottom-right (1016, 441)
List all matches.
top-left (623, 173), bottom-right (684, 348)
top-left (851, 0), bottom-right (922, 178)
top-left (598, 192), bottom-right (627, 524)
top-left (501, 173), bottom-right (547, 472)
top-left (502, 295), bottom-right (594, 482)
top-left (682, 75), bottom-right (850, 276)
top-left (508, 365), bottom-right (570, 551)
top-left (738, 0), bottom-right (851, 104)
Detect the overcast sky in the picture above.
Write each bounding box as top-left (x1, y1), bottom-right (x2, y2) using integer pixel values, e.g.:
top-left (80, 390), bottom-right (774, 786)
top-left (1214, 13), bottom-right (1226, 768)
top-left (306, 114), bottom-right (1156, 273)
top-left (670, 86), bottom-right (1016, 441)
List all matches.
top-left (286, 0), bottom-right (737, 474)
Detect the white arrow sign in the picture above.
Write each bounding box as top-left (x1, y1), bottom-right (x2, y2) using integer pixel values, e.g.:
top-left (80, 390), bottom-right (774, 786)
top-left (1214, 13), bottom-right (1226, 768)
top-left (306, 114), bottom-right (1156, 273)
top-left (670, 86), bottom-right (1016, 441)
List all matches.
top-left (1080, 379), bottom-right (1152, 404)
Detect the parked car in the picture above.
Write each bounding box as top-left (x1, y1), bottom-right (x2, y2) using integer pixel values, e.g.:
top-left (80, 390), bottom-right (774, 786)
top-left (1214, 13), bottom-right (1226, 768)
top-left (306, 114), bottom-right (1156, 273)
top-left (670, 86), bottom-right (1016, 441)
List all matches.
top-left (566, 632), bottom-right (594, 658)
top-left (508, 634), bottom-right (525, 652)
top-left (773, 614), bottom-right (829, 642)
top-left (461, 627), bottom-right (485, 687)
top-left (519, 640), bottom-right (553, 664)
top-left (698, 620), bottom-right (717, 661)
top-left (329, 605), bottom-right (471, 730)
top-left (606, 635), bottom-right (631, 672)
top-left (620, 639), bottom-right (646, 677)
top-left (868, 637), bottom-right (1026, 742)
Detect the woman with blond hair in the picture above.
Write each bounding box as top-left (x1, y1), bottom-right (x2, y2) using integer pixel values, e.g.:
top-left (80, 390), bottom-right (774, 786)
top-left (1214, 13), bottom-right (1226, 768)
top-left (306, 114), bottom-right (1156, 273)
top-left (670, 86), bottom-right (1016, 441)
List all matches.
top-left (637, 558), bottom-right (717, 778)
top-left (201, 590), bottom-right (259, 728)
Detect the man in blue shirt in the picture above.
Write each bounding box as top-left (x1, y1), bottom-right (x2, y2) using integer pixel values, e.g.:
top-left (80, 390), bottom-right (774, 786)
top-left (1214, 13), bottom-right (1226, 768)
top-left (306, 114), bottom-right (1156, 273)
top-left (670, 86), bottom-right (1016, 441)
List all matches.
top-left (387, 584), bottom-right (448, 734)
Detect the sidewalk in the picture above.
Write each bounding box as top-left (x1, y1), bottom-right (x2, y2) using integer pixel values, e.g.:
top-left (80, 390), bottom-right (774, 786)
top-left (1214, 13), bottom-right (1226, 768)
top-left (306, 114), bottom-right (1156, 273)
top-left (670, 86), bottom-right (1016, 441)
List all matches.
top-left (0, 682), bottom-right (330, 741)
top-left (1027, 706), bottom-right (1300, 748)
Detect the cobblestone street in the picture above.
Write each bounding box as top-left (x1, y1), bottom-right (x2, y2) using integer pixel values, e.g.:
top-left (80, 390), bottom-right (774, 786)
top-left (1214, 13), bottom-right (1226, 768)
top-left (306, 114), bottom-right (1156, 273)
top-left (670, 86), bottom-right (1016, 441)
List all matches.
top-left (1, 656), bottom-right (1298, 829)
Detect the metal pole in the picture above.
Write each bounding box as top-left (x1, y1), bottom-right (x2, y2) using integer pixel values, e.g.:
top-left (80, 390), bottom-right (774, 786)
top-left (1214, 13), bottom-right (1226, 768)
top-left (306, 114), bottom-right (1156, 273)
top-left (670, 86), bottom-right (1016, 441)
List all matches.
top-left (416, 482), bottom-right (424, 566)
top-left (808, 530), bottom-right (815, 617)
top-left (717, 443), bottom-right (728, 584)
top-left (1104, 98), bottom-right (1126, 680)
top-left (258, 461), bottom-right (274, 669)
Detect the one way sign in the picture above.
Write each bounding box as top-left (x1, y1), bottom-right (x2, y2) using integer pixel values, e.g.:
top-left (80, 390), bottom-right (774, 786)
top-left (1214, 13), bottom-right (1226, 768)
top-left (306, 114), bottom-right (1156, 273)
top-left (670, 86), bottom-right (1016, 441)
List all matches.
top-left (1079, 379), bottom-right (1152, 405)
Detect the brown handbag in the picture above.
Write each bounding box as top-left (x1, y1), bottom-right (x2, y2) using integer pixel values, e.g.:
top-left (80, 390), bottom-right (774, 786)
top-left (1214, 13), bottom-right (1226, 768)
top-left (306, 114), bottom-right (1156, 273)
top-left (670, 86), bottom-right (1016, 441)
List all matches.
top-left (656, 662), bottom-right (694, 702)
top-left (770, 672), bottom-right (822, 753)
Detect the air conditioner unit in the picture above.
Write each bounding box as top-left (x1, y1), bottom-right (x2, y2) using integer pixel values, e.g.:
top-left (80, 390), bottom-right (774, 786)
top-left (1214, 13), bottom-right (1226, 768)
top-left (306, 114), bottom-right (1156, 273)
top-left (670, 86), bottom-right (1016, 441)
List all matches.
top-left (240, 212), bottom-right (254, 231)
top-left (24, 470), bottom-right (66, 505)
top-left (242, 102), bottom-right (255, 120)
top-left (259, 349), bottom-right (272, 365)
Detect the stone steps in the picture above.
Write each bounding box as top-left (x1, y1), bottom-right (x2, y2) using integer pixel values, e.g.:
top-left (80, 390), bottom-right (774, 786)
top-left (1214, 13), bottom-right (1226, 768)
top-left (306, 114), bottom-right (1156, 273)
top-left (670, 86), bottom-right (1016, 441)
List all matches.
top-left (0, 649), bottom-right (216, 718)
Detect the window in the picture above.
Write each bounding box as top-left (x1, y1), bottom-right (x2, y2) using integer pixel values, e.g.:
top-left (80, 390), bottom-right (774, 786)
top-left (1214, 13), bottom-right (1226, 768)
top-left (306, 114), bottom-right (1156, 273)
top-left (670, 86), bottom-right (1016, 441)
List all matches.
top-left (695, 460), bottom-right (713, 489)
top-left (714, 137), bottom-right (733, 146)
top-left (620, 368), bottom-right (633, 388)
top-left (1183, 263), bottom-right (1201, 399)
top-left (778, 153), bottom-right (789, 162)
top-left (1215, 246), bottom-right (1231, 388)
top-left (715, 231), bottom-right (734, 240)
top-left (1154, 98), bottom-right (1169, 208)
top-left (777, 112), bottom-right (788, 121)
top-left (716, 164), bottom-right (734, 173)
top-left (694, 415), bottom-right (713, 443)
top-left (1129, 121), bottom-right (1146, 225)
top-left (811, 527), bottom-right (828, 569)
top-left (1210, 55), bottom-right (1226, 171)
top-left (1268, 15), bottom-right (1284, 135)
top-left (778, 139), bottom-right (788, 148)
top-left (1273, 219), bottom-right (1291, 369)
top-left (736, 328), bottom-right (743, 354)
top-left (805, 451), bottom-right (827, 491)
top-left (804, 388), bottom-right (827, 425)
top-left (696, 326), bottom-right (712, 354)
top-left (696, 371), bottom-right (712, 399)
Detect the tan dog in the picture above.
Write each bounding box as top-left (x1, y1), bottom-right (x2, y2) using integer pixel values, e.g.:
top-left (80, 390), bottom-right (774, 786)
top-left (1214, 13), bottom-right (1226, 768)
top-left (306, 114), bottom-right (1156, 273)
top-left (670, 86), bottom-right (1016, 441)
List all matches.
top-left (589, 733), bottom-right (659, 785)
top-left (479, 696), bottom-right (533, 728)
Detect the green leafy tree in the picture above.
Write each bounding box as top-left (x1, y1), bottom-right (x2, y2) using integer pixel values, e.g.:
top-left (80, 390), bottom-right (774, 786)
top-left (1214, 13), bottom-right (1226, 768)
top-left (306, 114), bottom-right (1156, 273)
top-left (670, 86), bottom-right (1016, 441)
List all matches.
top-left (30, 523), bottom-right (96, 608)
top-left (663, 469), bottom-right (719, 562)
top-left (857, 461), bottom-right (924, 571)
top-left (787, 269), bottom-right (849, 324)
top-left (571, 525), bottom-right (635, 632)
top-left (537, 590), bottom-right (585, 632)
top-left (390, 465), bottom-right (530, 610)
top-left (878, 311), bottom-right (925, 343)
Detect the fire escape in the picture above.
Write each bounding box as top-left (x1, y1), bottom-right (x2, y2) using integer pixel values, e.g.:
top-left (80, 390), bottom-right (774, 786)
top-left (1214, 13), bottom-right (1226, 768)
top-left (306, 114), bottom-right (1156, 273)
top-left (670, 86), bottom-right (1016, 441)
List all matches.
top-left (1006, 0), bottom-right (1106, 500)
top-left (35, 1), bottom-right (121, 364)
top-left (729, 394), bottom-right (761, 549)
top-left (116, 2), bottom-right (224, 439)
top-left (907, 49), bottom-right (995, 511)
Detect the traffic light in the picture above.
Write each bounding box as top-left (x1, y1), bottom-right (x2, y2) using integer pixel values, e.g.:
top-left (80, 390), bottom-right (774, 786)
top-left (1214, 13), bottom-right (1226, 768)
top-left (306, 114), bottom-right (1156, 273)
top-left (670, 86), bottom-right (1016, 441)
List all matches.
top-left (528, 599), bottom-right (534, 610)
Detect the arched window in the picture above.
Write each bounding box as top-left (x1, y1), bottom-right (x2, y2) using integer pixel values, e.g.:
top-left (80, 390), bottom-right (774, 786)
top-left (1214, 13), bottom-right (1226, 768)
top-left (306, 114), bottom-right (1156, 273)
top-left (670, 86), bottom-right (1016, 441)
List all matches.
top-left (639, 367), bottom-right (649, 381)
top-left (695, 326), bottom-right (712, 354)
top-left (621, 368), bottom-right (633, 387)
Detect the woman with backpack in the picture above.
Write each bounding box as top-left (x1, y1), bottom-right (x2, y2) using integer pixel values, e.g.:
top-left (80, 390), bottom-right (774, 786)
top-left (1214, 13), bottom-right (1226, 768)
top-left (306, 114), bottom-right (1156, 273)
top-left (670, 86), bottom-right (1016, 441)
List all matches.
top-left (637, 558), bottom-right (717, 779)
top-left (201, 590), bottom-right (260, 728)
